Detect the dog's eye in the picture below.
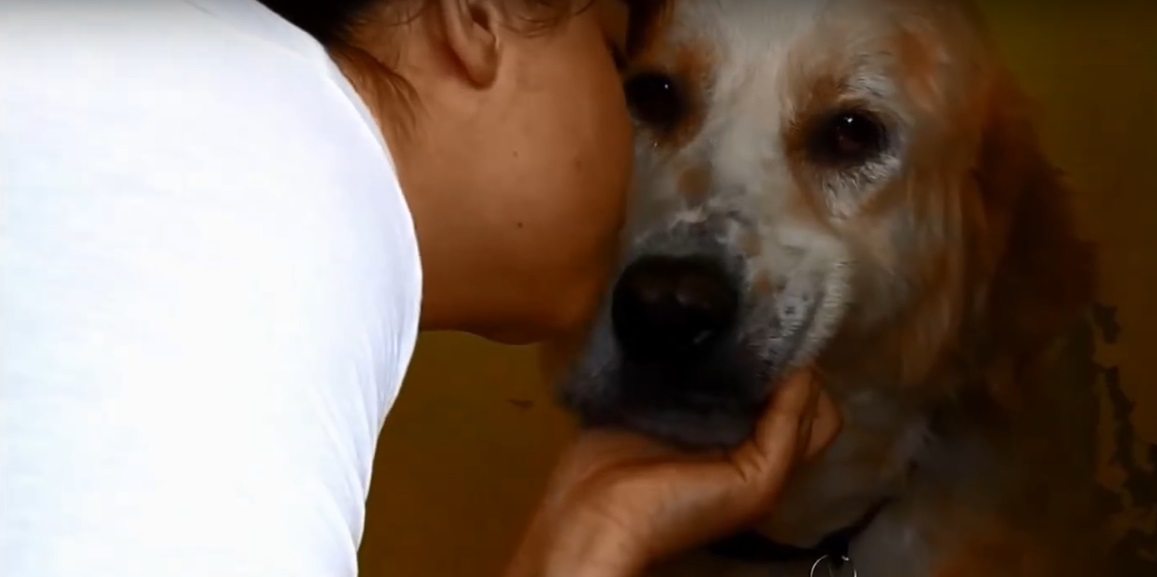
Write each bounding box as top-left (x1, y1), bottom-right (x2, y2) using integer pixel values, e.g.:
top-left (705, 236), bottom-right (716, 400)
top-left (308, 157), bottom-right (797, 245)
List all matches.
top-left (808, 109), bottom-right (887, 166)
top-left (624, 72), bottom-right (685, 132)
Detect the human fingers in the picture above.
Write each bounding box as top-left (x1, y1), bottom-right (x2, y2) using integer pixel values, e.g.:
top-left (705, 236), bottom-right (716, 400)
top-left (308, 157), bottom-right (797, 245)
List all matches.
top-left (726, 368), bottom-right (818, 494)
top-left (605, 370), bottom-right (818, 559)
top-left (792, 374), bottom-right (822, 461)
top-left (803, 387), bottom-right (841, 458)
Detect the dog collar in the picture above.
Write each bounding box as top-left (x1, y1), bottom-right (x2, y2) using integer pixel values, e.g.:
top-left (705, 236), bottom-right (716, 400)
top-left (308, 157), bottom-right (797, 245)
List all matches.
top-left (706, 499), bottom-right (889, 574)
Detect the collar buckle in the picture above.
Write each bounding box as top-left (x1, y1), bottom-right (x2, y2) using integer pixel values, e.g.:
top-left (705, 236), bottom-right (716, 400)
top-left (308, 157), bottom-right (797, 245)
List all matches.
top-left (810, 553), bottom-right (857, 577)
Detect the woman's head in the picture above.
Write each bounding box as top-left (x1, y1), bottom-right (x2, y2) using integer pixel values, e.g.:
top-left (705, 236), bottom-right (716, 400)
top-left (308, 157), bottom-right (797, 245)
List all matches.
top-left (266, 0), bottom-right (635, 343)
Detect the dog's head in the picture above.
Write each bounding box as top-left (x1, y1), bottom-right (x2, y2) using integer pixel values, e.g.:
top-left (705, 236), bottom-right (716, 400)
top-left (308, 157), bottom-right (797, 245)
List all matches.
top-left (555, 0), bottom-right (1095, 448)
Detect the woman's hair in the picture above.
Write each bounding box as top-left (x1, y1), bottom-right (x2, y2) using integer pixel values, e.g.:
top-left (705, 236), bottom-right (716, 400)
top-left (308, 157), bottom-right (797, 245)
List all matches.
top-left (258, 0), bottom-right (588, 46)
top-left (257, 0), bottom-right (381, 45)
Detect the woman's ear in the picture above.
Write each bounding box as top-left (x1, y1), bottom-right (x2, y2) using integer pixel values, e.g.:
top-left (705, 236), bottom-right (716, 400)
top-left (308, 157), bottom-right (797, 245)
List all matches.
top-left (437, 0), bottom-right (503, 87)
top-left (974, 73), bottom-right (1098, 395)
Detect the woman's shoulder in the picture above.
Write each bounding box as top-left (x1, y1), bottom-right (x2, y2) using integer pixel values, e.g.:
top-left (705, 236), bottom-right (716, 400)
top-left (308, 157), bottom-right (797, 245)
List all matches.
top-left (1, 0), bottom-right (423, 405)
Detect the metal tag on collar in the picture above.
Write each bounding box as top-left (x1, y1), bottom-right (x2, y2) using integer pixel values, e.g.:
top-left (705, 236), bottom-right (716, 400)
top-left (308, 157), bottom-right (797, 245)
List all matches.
top-left (810, 553), bottom-right (857, 577)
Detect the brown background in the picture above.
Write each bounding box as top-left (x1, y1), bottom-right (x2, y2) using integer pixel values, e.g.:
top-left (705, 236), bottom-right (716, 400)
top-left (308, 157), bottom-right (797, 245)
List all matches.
top-left (359, 2), bottom-right (1157, 575)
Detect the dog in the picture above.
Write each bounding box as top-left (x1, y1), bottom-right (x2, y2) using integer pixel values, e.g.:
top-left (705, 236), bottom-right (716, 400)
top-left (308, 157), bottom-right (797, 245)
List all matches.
top-left (547, 0), bottom-right (1106, 575)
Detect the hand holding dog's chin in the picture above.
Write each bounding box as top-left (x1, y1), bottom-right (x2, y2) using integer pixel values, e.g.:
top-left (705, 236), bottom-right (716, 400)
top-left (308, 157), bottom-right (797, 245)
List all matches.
top-left (503, 370), bottom-right (840, 577)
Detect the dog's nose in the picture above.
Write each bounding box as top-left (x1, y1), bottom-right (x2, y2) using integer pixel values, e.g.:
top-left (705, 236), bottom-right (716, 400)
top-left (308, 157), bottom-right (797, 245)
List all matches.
top-left (611, 255), bottom-right (739, 362)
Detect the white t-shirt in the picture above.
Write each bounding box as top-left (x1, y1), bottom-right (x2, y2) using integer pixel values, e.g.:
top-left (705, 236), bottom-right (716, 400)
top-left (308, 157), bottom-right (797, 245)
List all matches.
top-left (0, 1), bottom-right (422, 576)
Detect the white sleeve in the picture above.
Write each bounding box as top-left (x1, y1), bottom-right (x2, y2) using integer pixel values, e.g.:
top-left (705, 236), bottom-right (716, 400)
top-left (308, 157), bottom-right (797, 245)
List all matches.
top-left (0, 2), bottom-right (422, 577)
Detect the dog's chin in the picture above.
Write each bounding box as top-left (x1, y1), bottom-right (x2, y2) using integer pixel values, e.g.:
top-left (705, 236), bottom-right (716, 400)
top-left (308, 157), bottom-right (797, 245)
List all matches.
top-left (563, 341), bottom-right (796, 450)
top-left (560, 345), bottom-right (770, 449)
top-left (592, 403), bottom-right (763, 450)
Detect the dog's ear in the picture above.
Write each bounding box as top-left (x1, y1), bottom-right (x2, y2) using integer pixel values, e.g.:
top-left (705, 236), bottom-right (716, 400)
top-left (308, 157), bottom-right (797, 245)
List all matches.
top-left (972, 73), bottom-right (1097, 405)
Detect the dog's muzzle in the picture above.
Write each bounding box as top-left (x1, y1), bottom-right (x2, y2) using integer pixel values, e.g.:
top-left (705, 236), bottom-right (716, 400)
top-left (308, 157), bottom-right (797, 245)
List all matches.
top-left (560, 237), bottom-right (775, 449)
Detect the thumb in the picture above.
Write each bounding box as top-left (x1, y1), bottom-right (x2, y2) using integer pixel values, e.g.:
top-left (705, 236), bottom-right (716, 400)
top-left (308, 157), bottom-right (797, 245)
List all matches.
top-left (721, 369), bottom-right (824, 513)
top-left (641, 370), bottom-right (833, 557)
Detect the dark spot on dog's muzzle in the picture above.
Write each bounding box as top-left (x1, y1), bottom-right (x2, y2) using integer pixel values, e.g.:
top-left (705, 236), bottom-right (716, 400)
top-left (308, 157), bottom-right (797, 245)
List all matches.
top-left (611, 254), bottom-right (739, 363)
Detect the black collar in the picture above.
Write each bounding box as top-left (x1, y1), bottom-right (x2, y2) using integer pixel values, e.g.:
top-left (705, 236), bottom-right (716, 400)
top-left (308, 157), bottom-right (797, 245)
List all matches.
top-left (706, 500), bottom-right (889, 566)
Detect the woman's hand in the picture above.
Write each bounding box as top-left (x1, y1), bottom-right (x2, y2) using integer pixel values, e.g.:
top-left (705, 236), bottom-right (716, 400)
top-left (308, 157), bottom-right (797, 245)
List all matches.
top-left (503, 369), bottom-right (840, 577)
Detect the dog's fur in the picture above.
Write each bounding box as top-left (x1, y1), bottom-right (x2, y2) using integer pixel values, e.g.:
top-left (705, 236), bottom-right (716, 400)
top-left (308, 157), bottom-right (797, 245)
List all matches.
top-left (549, 1), bottom-right (1105, 575)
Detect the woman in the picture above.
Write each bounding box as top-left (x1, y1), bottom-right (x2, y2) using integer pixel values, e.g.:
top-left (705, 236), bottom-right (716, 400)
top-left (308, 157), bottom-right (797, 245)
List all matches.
top-left (0, 1), bottom-right (839, 576)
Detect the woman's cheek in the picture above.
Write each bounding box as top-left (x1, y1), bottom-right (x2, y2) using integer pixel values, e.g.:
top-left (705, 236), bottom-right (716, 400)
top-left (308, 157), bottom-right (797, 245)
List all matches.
top-left (576, 87), bottom-right (634, 320)
top-left (542, 56), bottom-right (635, 333)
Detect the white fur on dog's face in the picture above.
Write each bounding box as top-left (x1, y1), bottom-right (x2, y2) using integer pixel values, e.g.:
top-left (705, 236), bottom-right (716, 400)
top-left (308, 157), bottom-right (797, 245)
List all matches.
top-left (560, 0), bottom-right (1005, 448)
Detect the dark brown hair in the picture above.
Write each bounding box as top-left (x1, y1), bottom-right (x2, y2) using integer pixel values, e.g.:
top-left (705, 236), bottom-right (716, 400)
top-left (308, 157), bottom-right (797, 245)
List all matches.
top-left (257, 0), bottom-right (380, 45)
top-left (258, 0), bottom-right (596, 46)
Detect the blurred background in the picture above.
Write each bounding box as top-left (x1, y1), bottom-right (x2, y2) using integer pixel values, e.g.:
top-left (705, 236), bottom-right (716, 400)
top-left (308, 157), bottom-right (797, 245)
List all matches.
top-left (359, 2), bottom-right (1157, 575)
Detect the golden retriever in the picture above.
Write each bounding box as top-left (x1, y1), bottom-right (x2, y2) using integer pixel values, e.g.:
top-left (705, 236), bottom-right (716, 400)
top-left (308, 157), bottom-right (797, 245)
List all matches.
top-left (549, 1), bottom-right (1105, 575)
